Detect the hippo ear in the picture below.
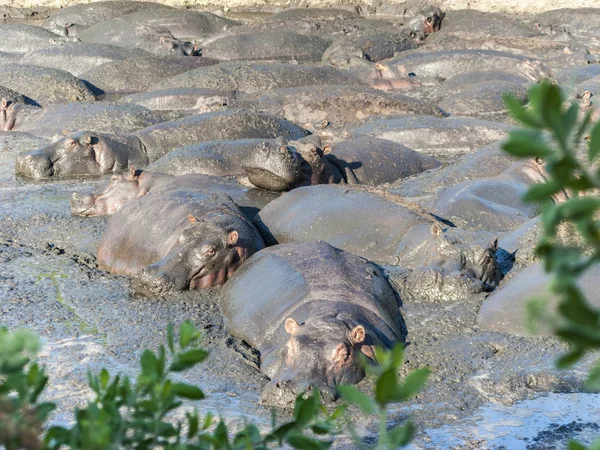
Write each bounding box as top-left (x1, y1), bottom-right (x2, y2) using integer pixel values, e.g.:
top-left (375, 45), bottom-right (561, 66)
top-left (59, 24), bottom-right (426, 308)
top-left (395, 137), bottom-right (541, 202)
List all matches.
top-left (323, 145), bottom-right (332, 155)
top-left (227, 230), bottom-right (239, 246)
top-left (188, 215), bottom-right (197, 224)
top-left (285, 318), bottom-right (301, 335)
top-left (129, 166), bottom-right (137, 178)
top-left (348, 325), bottom-right (365, 345)
top-left (488, 237), bottom-right (499, 252)
top-left (1, 98), bottom-right (7, 109)
top-left (430, 223), bottom-right (443, 236)
top-left (82, 134), bottom-right (92, 145)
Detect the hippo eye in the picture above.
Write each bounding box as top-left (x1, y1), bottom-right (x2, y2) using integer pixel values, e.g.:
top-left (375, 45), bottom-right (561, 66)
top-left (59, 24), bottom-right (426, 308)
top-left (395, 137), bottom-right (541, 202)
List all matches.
top-left (426, 16), bottom-right (432, 23)
top-left (202, 245), bottom-right (216, 257)
top-left (535, 157), bottom-right (544, 165)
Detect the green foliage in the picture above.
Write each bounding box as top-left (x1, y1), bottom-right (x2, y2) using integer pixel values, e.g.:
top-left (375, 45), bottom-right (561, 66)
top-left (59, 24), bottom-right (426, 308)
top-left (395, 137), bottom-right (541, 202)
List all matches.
top-left (0, 327), bottom-right (54, 450)
top-left (338, 344), bottom-right (430, 449)
top-left (0, 321), bottom-right (429, 449)
top-left (503, 82), bottom-right (600, 448)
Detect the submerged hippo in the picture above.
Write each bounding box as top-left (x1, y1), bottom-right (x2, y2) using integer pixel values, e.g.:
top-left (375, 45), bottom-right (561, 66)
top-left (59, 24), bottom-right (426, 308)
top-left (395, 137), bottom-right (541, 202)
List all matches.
top-left (70, 168), bottom-right (273, 218)
top-left (15, 110), bottom-right (308, 179)
top-left (98, 190), bottom-right (264, 294)
top-left (243, 137), bottom-right (440, 191)
top-left (221, 241), bottom-right (405, 404)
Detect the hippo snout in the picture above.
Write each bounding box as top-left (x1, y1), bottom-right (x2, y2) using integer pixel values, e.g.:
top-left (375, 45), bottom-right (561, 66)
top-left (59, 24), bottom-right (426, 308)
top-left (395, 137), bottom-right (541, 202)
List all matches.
top-left (15, 153), bottom-right (53, 179)
top-left (260, 380), bottom-right (337, 406)
top-left (131, 263), bottom-right (190, 296)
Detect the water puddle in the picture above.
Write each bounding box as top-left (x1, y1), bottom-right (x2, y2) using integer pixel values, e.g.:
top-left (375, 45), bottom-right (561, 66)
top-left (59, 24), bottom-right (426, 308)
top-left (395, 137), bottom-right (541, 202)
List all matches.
top-left (411, 393), bottom-right (600, 449)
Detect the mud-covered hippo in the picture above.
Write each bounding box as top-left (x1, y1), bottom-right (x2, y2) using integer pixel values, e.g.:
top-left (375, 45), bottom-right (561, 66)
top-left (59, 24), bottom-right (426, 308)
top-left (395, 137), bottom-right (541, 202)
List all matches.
top-left (367, 62), bottom-right (422, 91)
top-left (20, 42), bottom-right (151, 77)
top-left (243, 137), bottom-right (440, 191)
top-left (149, 61), bottom-right (365, 93)
top-left (70, 168), bottom-right (275, 219)
top-left (0, 64), bottom-right (96, 106)
top-left (407, 7), bottom-right (445, 39)
top-left (433, 158), bottom-right (569, 231)
top-left (118, 88), bottom-right (236, 112)
top-left (80, 56), bottom-right (220, 95)
top-left (98, 189), bottom-right (264, 294)
top-left (434, 10), bottom-right (538, 40)
top-left (438, 80), bottom-right (528, 116)
top-left (2, 101), bottom-right (166, 138)
top-left (201, 31), bottom-right (331, 63)
top-left (0, 24), bottom-right (72, 54)
top-left (15, 110), bottom-right (309, 179)
top-left (221, 241), bottom-right (405, 404)
top-left (238, 85), bottom-right (444, 130)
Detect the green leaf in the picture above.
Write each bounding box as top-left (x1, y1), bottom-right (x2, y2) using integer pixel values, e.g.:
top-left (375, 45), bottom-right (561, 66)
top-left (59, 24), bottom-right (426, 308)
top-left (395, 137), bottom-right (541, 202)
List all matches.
top-left (568, 441), bottom-right (588, 450)
top-left (169, 349), bottom-right (209, 372)
top-left (286, 434), bottom-right (331, 450)
top-left (396, 368), bottom-right (430, 402)
top-left (585, 360), bottom-right (600, 391)
top-left (337, 385), bottom-right (377, 414)
top-left (523, 181), bottom-right (564, 203)
top-left (502, 129), bottom-right (553, 159)
top-left (167, 323), bottom-right (175, 354)
top-left (589, 120), bottom-right (600, 161)
top-left (375, 368), bottom-right (398, 406)
top-left (186, 411), bottom-right (199, 439)
top-left (140, 349), bottom-right (159, 378)
top-left (99, 368), bottom-right (109, 388)
top-left (179, 320), bottom-right (198, 349)
top-left (556, 348), bottom-right (585, 369)
top-left (295, 390), bottom-right (320, 426)
top-left (389, 421), bottom-right (415, 448)
top-left (503, 94), bottom-right (542, 128)
top-left (171, 382), bottom-right (205, 400)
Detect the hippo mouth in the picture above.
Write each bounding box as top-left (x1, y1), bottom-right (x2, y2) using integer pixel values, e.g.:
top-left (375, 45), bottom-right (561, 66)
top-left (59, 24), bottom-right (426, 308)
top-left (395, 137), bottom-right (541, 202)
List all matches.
top-left (188, 248), bottom-right (247, 289)
top-left (243, 166), bottom-right (299, 191)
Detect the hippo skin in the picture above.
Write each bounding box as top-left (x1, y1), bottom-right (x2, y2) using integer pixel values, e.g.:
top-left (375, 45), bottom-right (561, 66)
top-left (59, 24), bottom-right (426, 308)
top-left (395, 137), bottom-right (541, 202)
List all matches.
top-left (98, 189), bottom-right (264, 294)
top-left (243, 137), bottom-right (440, 191)
top-left (0, 24), bottom-right (72, 54)
top-left (15, 110), bottom-right (309, 179)
top-left (221, 241), bottom-right (405, 404)
top-left (70, 168), bottom-right (275, 219)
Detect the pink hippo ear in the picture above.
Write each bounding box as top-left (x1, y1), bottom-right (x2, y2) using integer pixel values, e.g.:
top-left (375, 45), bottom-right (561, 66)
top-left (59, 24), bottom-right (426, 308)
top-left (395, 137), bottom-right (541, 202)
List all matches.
top-left (128, 166), bottom-right (139, 179)
top-left (188, 215), bottom-right (198, 224)
top-left (1, 98), bottom-right (7, 109)
top-left (227, 230), bottom-right (239, 246)
top-left (322, 144), bottom-right (332, 155)
top-left (430, 223), bottom-right (443, 236)
top-left (348, 325), bottom-right (365, 345)
top-left (285, 318), bottom-right (301, 335)
top-left (82, 134), bottom-right (92, 145)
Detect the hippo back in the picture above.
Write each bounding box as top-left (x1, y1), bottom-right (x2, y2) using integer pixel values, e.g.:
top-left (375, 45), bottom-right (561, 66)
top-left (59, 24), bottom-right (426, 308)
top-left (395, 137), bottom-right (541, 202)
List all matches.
top-left (222, 241), bottom-right (403, 353)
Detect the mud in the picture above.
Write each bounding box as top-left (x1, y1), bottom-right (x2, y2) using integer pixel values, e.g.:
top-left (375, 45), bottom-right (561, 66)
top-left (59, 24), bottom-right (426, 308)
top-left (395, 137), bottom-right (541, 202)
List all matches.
top-left (0, 4), bottom-right (599, 450)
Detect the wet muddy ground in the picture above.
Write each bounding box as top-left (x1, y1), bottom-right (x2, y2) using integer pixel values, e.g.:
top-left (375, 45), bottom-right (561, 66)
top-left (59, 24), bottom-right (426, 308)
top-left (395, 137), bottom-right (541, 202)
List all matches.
top-left (1, 4), bottom-right (600, 449)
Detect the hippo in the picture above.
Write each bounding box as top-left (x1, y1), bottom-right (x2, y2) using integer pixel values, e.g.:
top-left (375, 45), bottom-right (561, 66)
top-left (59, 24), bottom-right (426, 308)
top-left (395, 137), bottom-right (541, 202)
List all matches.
top-left (478, 262), bottom-right (600, 336)
top-left (433, 10), bottom-right (538, 40)
top-left (2, 101), bottom-right (167, 138)
top-left (386, 50), bottom-right (550, 83)
top-left (201, 31), bottom-right (331, 63)
top-left (98, 189), bottom-right (264, 294)
top-left (221, 241), bottom-right (405, 404)
top-left (15, 110), bottom-right (309, 179)
top-left (0, 64), bottom-right (96, 107)
top-left (350, 115), bottom-right (510, 160)
top-left (367, 62), bottom-right (422, 91)
top-left (45, 1), bottom-right (174, 31)
top-left (532, 8), bottom-right (600, 39)
top-left (70, 168), bottom-right (275, 219)
top-left (243, 137), bottom-right (440, 191)
top-left (322, 30), bottom-right (416, 69)
top-left (407, 7), bottom-right (445, 40)
top-left (238, 85), bottom-right (444, 131)
top-left (20, 42), bottom-right (151, 77)
top-left (149, 61), bottom-right (365, 93)
top-left (437, 80), bottom-right (529, 116)
top-left (79, 56), bottom-right (220, 95)
top-left (78, 22), bottom-right (199, 56)
top-left (0, 24), bottom-right (72, 54)
top-left (118, 88), bottom-right (236, 112)
top-left (432, 158), bottom-right (569, 232)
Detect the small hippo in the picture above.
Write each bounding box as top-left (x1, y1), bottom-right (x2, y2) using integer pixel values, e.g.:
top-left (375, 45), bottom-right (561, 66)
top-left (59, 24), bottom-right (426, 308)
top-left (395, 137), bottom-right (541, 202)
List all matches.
top-left (243, 137), bottom-right (440, 191)
top-left (98, 189), bottom-right (264, 294)
top-left (15, 110), bottom-right (309, 180)
top-left (221, 241), bottom-right (405, 404)
top-left (70, 168), bottom-right (274, 218)
top-left (118, 88), bottom-right (236, 112)
top-left (368, 62), bottom-right (422, 91)
top-left (407, 7), bottom-right (445, 40)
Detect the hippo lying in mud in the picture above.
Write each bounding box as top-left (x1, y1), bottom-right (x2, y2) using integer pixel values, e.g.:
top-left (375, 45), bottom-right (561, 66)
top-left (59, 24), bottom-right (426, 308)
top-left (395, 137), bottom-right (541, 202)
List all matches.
top-left (221, 241), bottom-right (405, 405)
top-left (70, 168), bottom-right (273, 218)
top-left (15, 110), bottom-right (308, 179)
top-left (243, 137), bottom-right (440, 191)
top-left (98, 190), bottom-right (264, 294)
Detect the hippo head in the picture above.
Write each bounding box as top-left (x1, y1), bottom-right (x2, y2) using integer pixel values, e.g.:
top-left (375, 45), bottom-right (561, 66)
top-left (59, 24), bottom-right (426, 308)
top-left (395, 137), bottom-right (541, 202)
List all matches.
top-left (132, 213), bottom-right (247, 295)
top-left (261, 317), bottom-right (370, 405)
top-left (71, 167), bottom-right (145, 217)
top-left (409, 7), bottom-right (445, 40)
top-left (0, 98), bottom-right (17, 132)
top-left (15, 131), bottom-right (145, 180)
top-left (243, 138), bottom-right (303, 191)
top-left (159, 36), bottom-right (199, 56)
top-left (295, 141), bottom-right (332, 186)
